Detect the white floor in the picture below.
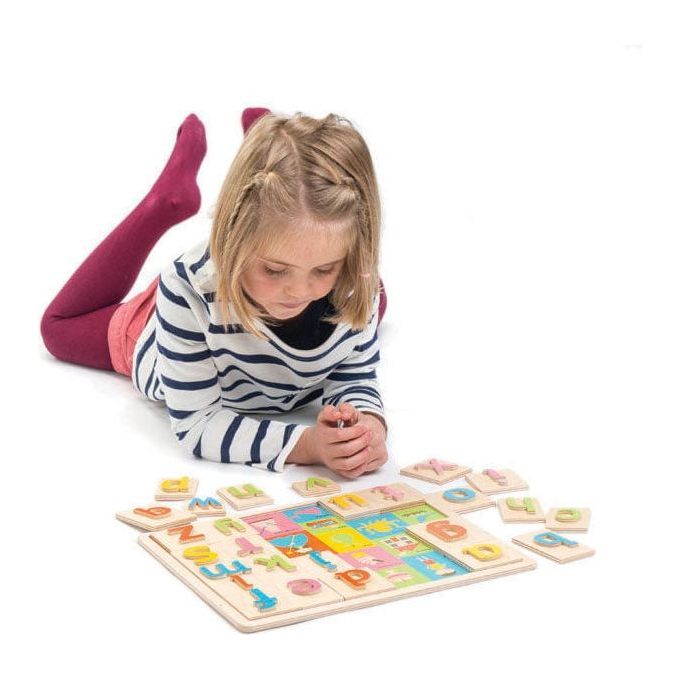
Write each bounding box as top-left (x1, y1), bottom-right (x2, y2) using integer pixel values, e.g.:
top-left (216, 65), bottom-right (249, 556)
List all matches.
top-left (6, 2), bottom-right (677, 677)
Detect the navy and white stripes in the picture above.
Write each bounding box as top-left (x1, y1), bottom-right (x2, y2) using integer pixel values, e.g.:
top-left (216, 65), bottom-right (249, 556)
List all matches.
top-left (131, 239), bottom-right (385, 471)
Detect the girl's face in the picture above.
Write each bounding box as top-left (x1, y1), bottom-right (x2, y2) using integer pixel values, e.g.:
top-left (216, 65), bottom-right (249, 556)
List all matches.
top-left (241, 221), bottom-right (349, 321)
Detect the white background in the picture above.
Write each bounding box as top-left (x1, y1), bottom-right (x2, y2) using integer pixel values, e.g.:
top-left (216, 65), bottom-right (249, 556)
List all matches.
top-left (3, 1), bottom-right (677, 676)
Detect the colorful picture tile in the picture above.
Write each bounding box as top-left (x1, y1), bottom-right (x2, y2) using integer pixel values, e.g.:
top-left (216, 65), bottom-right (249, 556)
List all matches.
top-left (346, 512), bottom-right (408, 539)
top-left (281, 504), bottom-right (333, 524)
top-left (404, 550), bottom-right (470, 580)
top-left (340, 546), bottom-right (403, 572)
top-left (302, 515), bottom-right (349, 534)
top-left (377, 564), bottom-right (430, 589)
top-left (242, 511), bottom-right (301, 539)
top-left (268, 530), bottom-right (330, 558)
top-left (393, 503), bottom-right (446, 525)
top-left (314, 526), bottom-right (375, 553)
top-left (376, 532), bottom-right (431, 557)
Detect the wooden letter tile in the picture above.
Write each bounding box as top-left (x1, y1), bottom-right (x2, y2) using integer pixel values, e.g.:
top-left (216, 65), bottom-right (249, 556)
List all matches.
top-left (116, 505), bottom-right (196, 531)
top-left (424, 486), bottom-right (496, 514)
top-left (465, 468), bottom-right (528, 494)
top-left (400, 459), bottom-right (472, 485)
top-left (497, 497), bottom-right (545, 523)
top-left (155, 476), bottom-right (199, 501)
top-left (512, 530), bottom-right (595, 563)
top-left (217, 484), bottom-right (273, 510)
top-left (186, 496), bottom-right (226, 517)
top-left (545, 507), bottom-right (591, 532)
top-left (291, 476), bottom-right (341, 497)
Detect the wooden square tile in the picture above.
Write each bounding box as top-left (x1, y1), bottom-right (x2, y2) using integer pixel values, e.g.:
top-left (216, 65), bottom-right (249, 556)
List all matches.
top-left (186, 496), bottom-right (226, 517)
top-left (217, 484), bottom-right (273, 510)
top-left (545, 507), bottom-right (591, 532)
top-left (424, 487), bottom-right (496, 514)
top-left (512, 530), bottom-right (595, 563)
top-left (400, 459), bottom-right (472, 485)
top-left (154, 476), bottom-right (199, 501)
top-left (116, 505), bottom-right (196, 531)
top-left (465, 468), bottom-right (528, 494)
top-left (497, 496), bottom-right (545, 523)
top-left (291, 476), bottom-right (342, 497)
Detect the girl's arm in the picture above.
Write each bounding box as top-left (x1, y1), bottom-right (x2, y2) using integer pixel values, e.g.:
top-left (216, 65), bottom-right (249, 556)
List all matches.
top-left (321, 292), bottom-right (387, 432)
top-left (153, 265), bottom-right (309, 471)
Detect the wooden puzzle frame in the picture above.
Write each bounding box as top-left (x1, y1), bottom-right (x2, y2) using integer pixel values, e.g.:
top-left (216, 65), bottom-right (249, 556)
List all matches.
top-left (138, 494), bottom-right (537, 632)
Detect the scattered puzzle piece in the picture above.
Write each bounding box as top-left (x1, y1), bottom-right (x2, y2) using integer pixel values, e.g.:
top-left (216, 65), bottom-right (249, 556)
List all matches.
top-left (424, 486), bottom-right (496, 514)
top-left (217, 484), bottom-right (273, 510)
top-left (187, 496), bottom-right (226, 517)
top-left (512, 530), bottom-right (595, 563)
top-left (155, 476), bottom-right (198, 501)
top-left (400, 459), bottom-right (472, 484)
top-left (545, 507), bottom-right (591, 532)
top-left (497, 497), bottom-right (546, 523)
top-left (116, 505), bottom-right (196, 531)
top-left (291, 476), bottom-right (341, 497)
top-left (465, 468), bottom-right (528, 494)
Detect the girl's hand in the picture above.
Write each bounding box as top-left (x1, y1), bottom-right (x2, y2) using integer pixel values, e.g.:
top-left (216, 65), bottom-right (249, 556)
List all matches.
top-left (316, 403), bottom-right (388, 478)
top-left (353, 410), bottom-right (388, 475)
top-left (294, 404), bottom-right (372, 479)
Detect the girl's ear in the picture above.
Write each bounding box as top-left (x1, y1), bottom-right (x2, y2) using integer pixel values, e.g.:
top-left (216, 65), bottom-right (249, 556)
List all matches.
top-left (241, 107), bottom-right (271, 135)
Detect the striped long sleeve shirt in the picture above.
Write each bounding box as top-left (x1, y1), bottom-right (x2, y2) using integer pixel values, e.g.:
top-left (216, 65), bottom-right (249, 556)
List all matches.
top-left (131, 239), bottom-right (385, 471)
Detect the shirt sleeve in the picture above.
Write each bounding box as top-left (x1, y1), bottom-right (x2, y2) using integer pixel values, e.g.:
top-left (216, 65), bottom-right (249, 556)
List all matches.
top-left (321, 293), bottom-right (385, 423)
top-left (154, 266), bottom-right (309, 472)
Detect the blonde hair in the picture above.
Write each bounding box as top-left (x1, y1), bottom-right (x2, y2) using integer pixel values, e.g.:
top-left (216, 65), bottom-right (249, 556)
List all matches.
top-left (208, 110), bottom-right (382, 340)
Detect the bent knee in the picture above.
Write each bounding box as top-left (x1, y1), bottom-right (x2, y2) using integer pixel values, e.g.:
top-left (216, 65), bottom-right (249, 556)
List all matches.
top-left (40, 310), bottom-right (66, 361)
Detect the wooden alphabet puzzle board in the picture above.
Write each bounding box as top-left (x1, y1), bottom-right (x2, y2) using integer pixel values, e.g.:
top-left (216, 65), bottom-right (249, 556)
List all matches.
top-left (138, 481), bottom-right (536, 632)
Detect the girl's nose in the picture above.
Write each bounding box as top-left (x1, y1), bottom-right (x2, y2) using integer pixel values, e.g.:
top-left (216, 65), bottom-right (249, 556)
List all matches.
top-left (284, 280), bottom-right (312, 300)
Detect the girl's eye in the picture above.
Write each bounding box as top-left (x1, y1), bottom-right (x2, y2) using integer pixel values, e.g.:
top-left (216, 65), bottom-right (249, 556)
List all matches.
top-left (264, 266), bottom-right (335, 277)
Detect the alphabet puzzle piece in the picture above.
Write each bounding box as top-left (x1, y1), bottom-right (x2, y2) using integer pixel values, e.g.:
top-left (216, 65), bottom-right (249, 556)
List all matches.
top-left (149, 516), bottom-right (259, 552)
top-left (424, 486), bottom-right (496, 514)
top-left (465, 468), bottom-right (528, 494)
top-left (318, 483), bottom-right (424, 519)
top-left (545, 507), bottom-right (591, 532)
top-left (400, 459), bottom-right (472, 484)
top-left (154, 476), bottom-right (199, 501)
top-left (300, 550), bottom-right (396, 600)
top-left (497, 497), bottom-right (546, 523)
top-left (186, 496), bottom-right (226, 517)
top-left (217, 483), bottom-right (273, 510)
top-left (241, 510), bottom-right (303, 539)
top-left (512, 530), bottom-right (595, 563)
top-left (407, 518), bottom-right (525, 571)
top-left (116, 505), bottom-right (197, 531)
top-left (291, 476), bottom-right (342, 497)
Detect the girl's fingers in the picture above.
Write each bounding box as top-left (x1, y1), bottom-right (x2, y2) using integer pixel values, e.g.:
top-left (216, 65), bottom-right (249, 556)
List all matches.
top-left (364, 454), bottom-right (384, 472)
top-left (338, 402), bottom-right (359, 427)
top-left (318, 404), bottom-right (342, 426)
top-left (332, 445), bottom-right (371, 472)
top-left (333, 423), bottom-right (371, 443)
top-left (337, 429), bottom-right (373, 457)
top-left (338, 459), bottom-right (370, 479)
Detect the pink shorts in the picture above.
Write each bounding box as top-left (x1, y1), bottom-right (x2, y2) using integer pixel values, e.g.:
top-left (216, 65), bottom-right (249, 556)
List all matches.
top-left (107, 275), bottom-right (160, 377)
